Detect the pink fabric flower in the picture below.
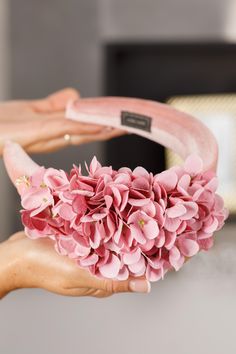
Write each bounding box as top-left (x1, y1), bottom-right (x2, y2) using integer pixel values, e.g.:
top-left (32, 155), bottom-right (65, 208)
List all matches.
top-left (19, 154), bottom-right (228, 282)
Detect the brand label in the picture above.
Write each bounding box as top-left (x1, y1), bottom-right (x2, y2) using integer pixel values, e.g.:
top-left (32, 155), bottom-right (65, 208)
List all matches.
top-left (121, 111), bottom-right (152, 132)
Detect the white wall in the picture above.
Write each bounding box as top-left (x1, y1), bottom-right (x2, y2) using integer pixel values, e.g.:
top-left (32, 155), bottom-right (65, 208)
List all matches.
top-left (99, 0), bottom-right (236, 41)
top-left (224, 0), bottom-right (236, 40)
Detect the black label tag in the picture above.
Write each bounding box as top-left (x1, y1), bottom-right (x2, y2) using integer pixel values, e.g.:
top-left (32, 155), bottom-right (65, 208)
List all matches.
top-left (121, 111), bottom-right (152, 132)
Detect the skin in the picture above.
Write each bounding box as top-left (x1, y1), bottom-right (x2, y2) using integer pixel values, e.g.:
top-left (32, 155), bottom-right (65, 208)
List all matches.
top-left (0, 88), bottom-right (124, 154)
top-left (0, 232), bottom-right (150, 299)
top-left (0, 89), bottom-right (150, 299)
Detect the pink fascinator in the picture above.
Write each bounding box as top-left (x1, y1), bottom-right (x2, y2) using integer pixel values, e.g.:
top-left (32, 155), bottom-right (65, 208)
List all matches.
top-left (3, 96), bottom-right (228, 281)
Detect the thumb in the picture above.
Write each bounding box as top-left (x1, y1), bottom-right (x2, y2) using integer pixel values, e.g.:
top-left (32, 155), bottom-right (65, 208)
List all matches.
top-left (87, 275), bottom-right (151, 294)
top-left (107, 278), bottom-right (151, 294)
top-left (3, 140), bottom-right (40, 194)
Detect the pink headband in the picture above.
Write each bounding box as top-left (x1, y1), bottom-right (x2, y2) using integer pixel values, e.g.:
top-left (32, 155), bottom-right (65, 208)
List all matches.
top-left (66, 97), bottom-right (218, 173)
top-left (3, 97), bottom-right (227, 282)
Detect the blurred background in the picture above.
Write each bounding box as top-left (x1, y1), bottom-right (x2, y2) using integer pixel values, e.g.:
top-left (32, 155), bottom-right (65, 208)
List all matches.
top-left (1, 1), bottom-right (236, 353)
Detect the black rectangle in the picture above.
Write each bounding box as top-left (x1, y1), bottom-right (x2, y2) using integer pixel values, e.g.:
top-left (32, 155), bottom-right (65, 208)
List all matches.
top-left (121, 111), bottom-right (152, 132)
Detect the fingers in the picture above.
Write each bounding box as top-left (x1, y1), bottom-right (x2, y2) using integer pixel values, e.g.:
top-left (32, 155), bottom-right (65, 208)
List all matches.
top-left (66, 278), bottom-right (150, 297)
top-left (54, 279), bottom-right (150, 298)
top-left (2, 127), bottom-right (124, 185)
top-left (10, 117), bottom-right (106, 151)
top-left (102, 278), bottom-right (151, 294)
top-left (70, 127), bottom-right (125, 143)
top-left (32, 116), bottom-right (106, 142)
top-left (3, 140), bottom-right (39, 192)
top-left (64, 127), bottom-right (125, 146)
top-left (59, 287), bottom-right (112, 298)
top-left (76, 269), bottom-right (151, 295)
top-left (26, 128), bottom-right (125, 154)
top-left (1, 113), bottom-right (110, 154)
top-left (29, 88), bottom-right (80, 113)
top-left (7, 117), bottom-right (107, 150)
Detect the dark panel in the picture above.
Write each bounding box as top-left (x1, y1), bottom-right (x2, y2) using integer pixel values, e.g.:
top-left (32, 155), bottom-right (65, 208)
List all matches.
top-left (104, 43), bottom-right (236, 172)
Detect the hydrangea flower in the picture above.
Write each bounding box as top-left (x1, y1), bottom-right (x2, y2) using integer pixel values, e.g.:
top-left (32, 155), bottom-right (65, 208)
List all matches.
top-left (19, 155), bottom-right (228, 282)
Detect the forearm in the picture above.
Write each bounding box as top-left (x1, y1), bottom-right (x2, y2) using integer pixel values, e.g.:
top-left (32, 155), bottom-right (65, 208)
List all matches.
top-left (0, 239), bottom-right (19, 299)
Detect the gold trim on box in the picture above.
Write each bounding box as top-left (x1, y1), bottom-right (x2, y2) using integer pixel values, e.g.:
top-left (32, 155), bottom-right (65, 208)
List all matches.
top-left (166, 93), bottom-right (236, 214)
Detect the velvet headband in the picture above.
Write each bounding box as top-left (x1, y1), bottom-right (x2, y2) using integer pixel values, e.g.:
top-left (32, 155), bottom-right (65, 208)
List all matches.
top-left (3, 97), bottom-right (228, 281)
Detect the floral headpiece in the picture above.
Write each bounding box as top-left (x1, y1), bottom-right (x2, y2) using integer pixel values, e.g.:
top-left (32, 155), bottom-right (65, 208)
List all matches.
top-left (3, 97), bottom-right (228, 281)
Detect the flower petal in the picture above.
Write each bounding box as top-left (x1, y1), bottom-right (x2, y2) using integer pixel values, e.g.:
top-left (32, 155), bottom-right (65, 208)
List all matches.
top-left (80, 253), bottom-right (99, 267)
top-left (146, 264), bottom-right (163, 282)
top-left (184, 154), bottom-right (203, 176)
top-left (100, 254), bottom-right (121, 278)
top-left (128, 198), bottom-right (150, 207)
top-left (133, 166), bottom-right (149, 178)
top-left (166, 204), bottom-right (186, 218)
top-left (116, 265), bottom-right (129, 280)
top-left (123, 248), bottom-right (141, 265)
top-left (130, 224), bottom-right (146, 244)
top-left (155, 170), bottom-right (178, 191)
top-left (128, 255), bottom-right (145, 274)
top-left (164, 217), bottom-right (181, 232)
top-left (178, 238), bottom-right (199, 257)
top-left (181, 202), bottom-right (198, 220)
top-left (143, 219), bottom-right (159, 239)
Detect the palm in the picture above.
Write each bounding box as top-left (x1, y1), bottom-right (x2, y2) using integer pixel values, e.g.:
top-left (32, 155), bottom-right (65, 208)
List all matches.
top-left (8, 232), bottom-right (133, 298)
top-left (8, 232), bottom-right (110, 297)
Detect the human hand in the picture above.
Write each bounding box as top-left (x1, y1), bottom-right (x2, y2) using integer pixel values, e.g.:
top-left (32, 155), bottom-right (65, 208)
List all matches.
top-left (0, 88), bottom-right (124, 155)
top-left (0, 232), bottom-right (151, 298)
top-left (1, 138), bottom-right (150, 299)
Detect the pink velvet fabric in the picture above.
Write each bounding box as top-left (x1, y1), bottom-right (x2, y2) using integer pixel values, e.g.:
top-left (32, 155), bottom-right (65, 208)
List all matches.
top-left (66, 97), bottom-right (218, 172)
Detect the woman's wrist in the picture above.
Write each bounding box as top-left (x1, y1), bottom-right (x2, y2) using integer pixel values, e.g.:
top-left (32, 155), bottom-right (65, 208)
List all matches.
top-left (0, 239), bottom-right (22, 298)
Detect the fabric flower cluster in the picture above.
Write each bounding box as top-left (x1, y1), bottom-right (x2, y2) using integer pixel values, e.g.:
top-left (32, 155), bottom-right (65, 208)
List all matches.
top-left (20, 155), bottom-right (228, 281)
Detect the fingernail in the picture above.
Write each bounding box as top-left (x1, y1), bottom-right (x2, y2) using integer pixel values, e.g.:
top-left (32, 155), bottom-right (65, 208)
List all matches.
top-left (129, 280), bottom-right (151, 293)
